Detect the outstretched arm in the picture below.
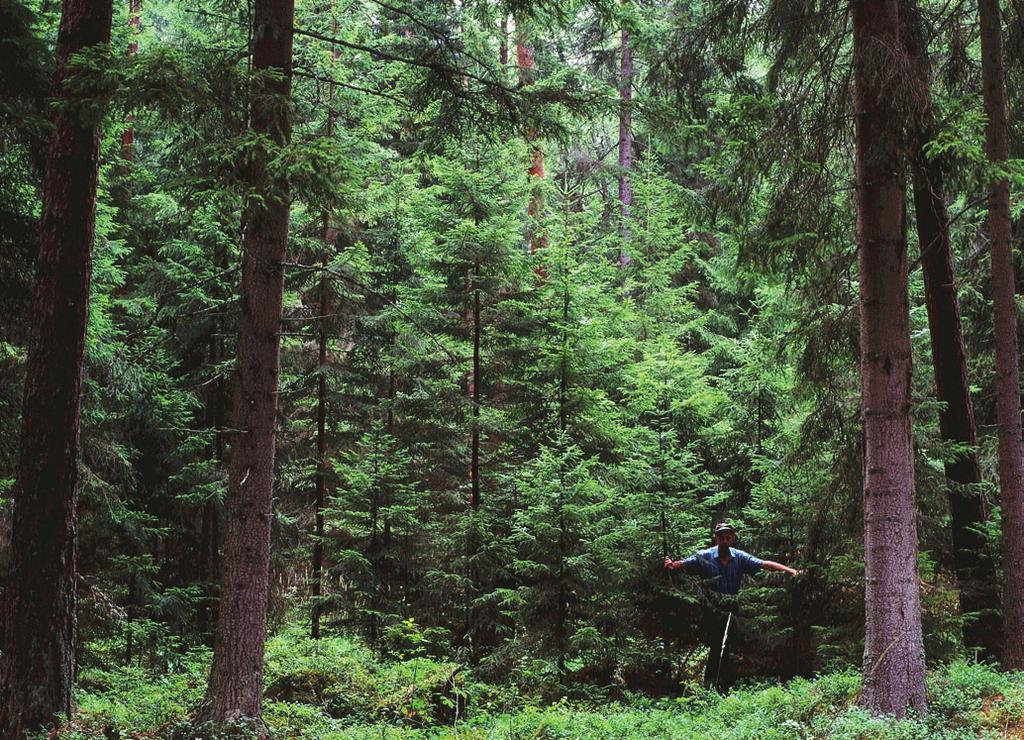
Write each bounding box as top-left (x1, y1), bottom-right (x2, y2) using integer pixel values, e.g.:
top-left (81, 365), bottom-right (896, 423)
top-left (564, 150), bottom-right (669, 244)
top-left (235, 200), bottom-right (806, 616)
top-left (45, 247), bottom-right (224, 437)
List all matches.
top-left (761, 560), bottom-right (803, 577)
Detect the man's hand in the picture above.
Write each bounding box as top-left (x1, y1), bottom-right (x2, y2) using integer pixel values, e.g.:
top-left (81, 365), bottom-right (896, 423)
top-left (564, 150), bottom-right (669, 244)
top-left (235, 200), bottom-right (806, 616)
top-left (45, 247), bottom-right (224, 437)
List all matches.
top-left (762, 560), bottom-right (804, 577)
top-left (664, 556), bottom-right (681, 571)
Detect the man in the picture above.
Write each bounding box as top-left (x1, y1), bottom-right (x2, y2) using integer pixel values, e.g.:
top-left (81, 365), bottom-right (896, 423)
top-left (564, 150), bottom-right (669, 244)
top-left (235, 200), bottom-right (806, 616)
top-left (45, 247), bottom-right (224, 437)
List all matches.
top-left (664, 522), bottom-right (802, 690)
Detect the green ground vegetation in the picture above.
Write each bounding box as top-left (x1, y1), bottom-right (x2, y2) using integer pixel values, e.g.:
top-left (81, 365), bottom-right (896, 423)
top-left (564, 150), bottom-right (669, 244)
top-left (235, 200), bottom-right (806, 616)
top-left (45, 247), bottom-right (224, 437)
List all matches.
top-left (57, 624), bottom-right (1024, 739)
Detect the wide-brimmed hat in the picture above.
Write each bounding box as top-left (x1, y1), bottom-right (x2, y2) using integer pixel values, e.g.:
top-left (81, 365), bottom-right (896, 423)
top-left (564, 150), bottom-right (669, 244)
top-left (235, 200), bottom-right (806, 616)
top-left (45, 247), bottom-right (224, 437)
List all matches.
top-left (713, 522), bottom-right (736, 536)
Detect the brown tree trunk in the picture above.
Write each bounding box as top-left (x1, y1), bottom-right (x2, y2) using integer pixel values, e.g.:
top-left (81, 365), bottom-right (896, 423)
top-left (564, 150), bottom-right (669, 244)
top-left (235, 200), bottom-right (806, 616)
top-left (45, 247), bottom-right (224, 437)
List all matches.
top-left (900, 0), bottom-right (1002, 661)
top-left (121, 0), bottom-right (141, 160)
top-left (516, 29), bottom-right (547, 260)
top-left (461, 252), bottom-right (483, 654)
top-left (310, 230), bottom-right (330, 640)
top-left (204, 0), bottom-right (294, 728)
top-left (978, 0), bottom-right (1024, 670)
top-left (311, 7), bottom-right (338, 643)
top-left (617, 25), bottom-right (633, 265)
top-left (556, 268), bottom-right (570, 675)
top-left (470, 256), bottom-right (481, 511)
top-left (0, 0), bottom-right (113, 734)
top-left (199, 318), bottom-right (225, 638)
top-left (852, 0), bottom-right (927, 717)
top-left (499, 15), bottom-right (508, 67)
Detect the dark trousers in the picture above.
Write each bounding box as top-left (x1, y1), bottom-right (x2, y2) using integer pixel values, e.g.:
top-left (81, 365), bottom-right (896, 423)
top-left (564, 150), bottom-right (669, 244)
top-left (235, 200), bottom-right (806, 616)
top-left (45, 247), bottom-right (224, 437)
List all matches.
top-left (701, 605), bottom-right (737, 692)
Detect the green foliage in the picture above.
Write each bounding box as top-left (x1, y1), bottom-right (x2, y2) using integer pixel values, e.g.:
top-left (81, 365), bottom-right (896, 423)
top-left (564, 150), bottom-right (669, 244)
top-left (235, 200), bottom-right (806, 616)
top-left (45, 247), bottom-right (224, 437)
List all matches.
top-left (5, 0), bottom-right (1024, 730)
top-left (58, 639), bottom-right (1024, 738)
top-left (71, 648), bottom-right (210, 734)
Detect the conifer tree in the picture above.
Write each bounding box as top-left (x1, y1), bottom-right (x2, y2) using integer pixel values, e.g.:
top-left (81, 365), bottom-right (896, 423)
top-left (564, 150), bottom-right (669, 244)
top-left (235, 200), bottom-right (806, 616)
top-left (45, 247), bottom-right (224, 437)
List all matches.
top-left (977, 0), bottom-right (1024, 671)
top-left (204, 0), bottom-right (294, 728)
top-left (516, 20), bottom-right (547, 257)
top-left (899, 0), bottom-right (1001, 660)
top-left (0, 0), bottom-right (114, 733)
top-left (121, 0), bottom-right (141, 161)
top-left (310, 2), bottom-right (340, 643)
top-left (852, 0), bottom-right (926, 716)
top-left (617, 13), bottom-right (634, 262)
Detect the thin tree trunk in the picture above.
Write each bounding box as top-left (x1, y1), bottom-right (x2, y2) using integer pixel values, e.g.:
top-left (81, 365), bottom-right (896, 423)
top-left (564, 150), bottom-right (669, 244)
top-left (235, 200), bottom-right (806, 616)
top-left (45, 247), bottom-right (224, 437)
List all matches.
top-left (310, 236), bottom-right (329, 640)
top-left (556, 265), bottom-right (570, 675)
top-left (461, 248), bottom-right (482, 655)
top-left (470, 255), bottom-right (481, 511)
top-left (852, 0), bottom-right (927, 717)
top-left (0, 0), bottom-right (113, 734)
top-left (617, 25), bottom-right (633, 265)
top-left (978, 0), bottom-right (1024, 670)
top-left (121, 0), bottom-right (141, 160)
top-left (499, 15), bottom-right (508, 67)
top-left (311, 6), bottom-right (338, 643)
top-left (199, 318), bottom-right (225, 638)
top-left (900, 0), bottom-right (1002, 661)
top-left (516, 29), bottom-right (547, 259)
top-left (369, 456), bottom-right (380, 646)
top-left (204, 0), bottom-right (293, 728)
top-left (386, 286), bottom-right (399, 604)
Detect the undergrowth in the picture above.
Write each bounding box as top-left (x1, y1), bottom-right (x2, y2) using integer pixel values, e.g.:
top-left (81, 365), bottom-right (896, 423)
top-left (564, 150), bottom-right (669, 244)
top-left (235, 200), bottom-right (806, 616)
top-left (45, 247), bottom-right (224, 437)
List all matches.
top-left (56, 626), bottom-right (1024, 739)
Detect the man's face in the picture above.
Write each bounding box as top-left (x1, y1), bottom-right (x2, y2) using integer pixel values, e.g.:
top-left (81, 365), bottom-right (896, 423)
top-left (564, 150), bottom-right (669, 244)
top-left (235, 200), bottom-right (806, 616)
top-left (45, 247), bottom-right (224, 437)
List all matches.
top-left (715, 531), bottom-right (736, 548)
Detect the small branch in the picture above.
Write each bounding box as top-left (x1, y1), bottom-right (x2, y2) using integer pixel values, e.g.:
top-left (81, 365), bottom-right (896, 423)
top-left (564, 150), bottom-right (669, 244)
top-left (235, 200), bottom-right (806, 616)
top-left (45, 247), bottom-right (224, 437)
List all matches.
top-left (292, 66), bottom-right (410, 106)
top-left (157, 426), bottom-right (248, 434)
top-left (290, 24), bottom-right (518, 97)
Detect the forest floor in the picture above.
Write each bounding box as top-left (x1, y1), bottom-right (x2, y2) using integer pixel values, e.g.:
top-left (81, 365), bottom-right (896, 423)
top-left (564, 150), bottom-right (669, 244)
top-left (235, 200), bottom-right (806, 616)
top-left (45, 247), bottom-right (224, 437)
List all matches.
top-left (57, 625), bottom-right (1024, 739)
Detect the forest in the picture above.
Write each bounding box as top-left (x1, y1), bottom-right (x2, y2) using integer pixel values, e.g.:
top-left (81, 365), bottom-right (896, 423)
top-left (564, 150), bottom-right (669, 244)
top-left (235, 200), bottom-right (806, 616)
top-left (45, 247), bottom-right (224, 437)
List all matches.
top-left (1, 0), bottom-right (1024, 736)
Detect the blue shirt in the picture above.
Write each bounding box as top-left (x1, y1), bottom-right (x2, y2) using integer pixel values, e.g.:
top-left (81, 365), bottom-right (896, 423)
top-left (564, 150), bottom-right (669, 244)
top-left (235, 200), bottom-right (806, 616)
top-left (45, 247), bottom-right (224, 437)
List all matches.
top-left (682, 547), bottom-right (764, 595)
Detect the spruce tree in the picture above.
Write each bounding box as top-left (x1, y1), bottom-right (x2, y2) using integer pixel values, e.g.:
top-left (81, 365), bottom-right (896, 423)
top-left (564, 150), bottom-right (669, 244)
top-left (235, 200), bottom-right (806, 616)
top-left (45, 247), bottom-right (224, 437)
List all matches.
top-left (852, 0), bottom-right (927, 716)
top-left (0, 0), bottom-right (114, 733)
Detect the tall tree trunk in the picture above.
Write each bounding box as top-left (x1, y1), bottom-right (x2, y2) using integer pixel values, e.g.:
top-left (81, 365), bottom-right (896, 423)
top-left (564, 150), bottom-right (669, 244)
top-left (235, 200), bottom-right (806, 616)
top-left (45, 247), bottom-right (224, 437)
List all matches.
top-left (0, 0), bottom-right (113, 734)
top-left (499, 15), bottom-right (508, 67)
top-left (978, 0), bottom-right (1024, 670)
top-left (852, 0), bottom-right (927, 717)
top-left (516, 28), bottom-right (547, 259)
top-left (461, 250), bottom-right (482, 654)
top-left (310, 230), bottom-right (330, 640)
top-left (900, 0), bottom-right (1002, 661)
top-left (470, 255), bottom-right (481, 511)
top-left (556, 265), bottom-right (570, 675)
top-left (311, 6), bottom-right (338, 643)
top-left (121, 0), bottom-right (141, 160)
top-left (199, 318), bottom-right (225, 639)
top-left (617, 25), bottom-right (633, 265)
top-left (204, 0), bottom-right (293, 728)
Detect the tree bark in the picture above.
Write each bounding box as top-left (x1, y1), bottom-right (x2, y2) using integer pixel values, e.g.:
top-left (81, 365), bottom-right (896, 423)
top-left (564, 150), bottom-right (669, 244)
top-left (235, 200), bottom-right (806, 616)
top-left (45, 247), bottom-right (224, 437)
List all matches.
top-left (121, 0), bottom-right (141, 160)
top-left (978, 0), bottom-right (1024, 670)
top-left (499, 15), bottom-right (508, 67)
top-left (311, 6), bottom-right (338, 643)
top-left (900, 0), bottom-right (1002, 661)
top-left (852, 0), bottom-right (927, 717)
top-left (199, 320), bottom-right (225, 638)
top-left (0, 0), bottom-right (113, 734)
top-left (516, 29), bottom-right (547, 259)
top-left (204, 0), bottom-right (293, 728)
top-left (310, 226), bottom-right (330, 641)
top-left (470, 256), bottom-right (481, 510)
top-left (617, 25), bottom-right (633, 265)
top-left (556, 265), bottom-right (570, 675)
